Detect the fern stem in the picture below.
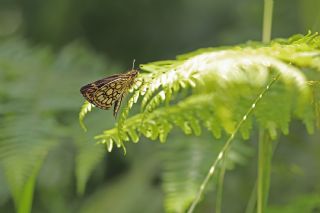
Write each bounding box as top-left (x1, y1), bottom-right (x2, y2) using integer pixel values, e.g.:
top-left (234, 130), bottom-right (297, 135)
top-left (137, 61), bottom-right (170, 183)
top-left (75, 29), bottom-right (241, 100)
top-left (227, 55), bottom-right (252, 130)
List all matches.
top-left (215, 159), bottom-right (227, 213)
top-left (257, 129), bottom-right (273, 213)
top-left (245, 181), bottom-right (257, 213)
top-left (246, 138), bottom-right (279, 213)
top-left (187, 74), bottom-right (280, 213)
top-left (262, 0), bottom-right (274, 43)
top-left (255, 36), bottom-right (282, 208)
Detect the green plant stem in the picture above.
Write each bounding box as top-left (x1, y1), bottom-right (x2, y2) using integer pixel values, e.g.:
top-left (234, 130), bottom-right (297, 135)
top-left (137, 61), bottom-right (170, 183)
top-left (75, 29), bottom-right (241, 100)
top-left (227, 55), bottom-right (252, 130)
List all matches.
top-left (257, 1), bottom-right (274, 212)
top-left (246, 139), bottom-right (279, 213)
top-left (187, 75), bottom-right (280, 213)
top-left (245, 182), bottom-right (257, 213)
top-left (257, 129), bottom-right (272, 213)
top-left (216, 158), bottom-right (227, 213)
top-left (262, 0), bottom-right (274, 43)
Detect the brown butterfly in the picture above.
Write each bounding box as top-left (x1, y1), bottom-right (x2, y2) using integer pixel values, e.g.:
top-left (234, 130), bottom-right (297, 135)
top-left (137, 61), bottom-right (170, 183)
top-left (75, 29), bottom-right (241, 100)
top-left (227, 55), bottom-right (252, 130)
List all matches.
top-left (80, 69), bottom-right (139, 117)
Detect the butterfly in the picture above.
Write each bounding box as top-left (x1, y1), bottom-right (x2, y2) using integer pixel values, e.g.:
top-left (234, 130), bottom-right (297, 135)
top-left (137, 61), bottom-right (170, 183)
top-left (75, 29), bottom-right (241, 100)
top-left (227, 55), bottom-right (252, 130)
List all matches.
top-left (80, 69), bottom-right (139, 117)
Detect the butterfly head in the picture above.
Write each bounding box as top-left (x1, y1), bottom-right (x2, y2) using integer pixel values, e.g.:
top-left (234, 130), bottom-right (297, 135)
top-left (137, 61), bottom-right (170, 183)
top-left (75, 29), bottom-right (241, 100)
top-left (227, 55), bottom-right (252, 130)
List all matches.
top-left (127, 69), bottom-right (139, 78)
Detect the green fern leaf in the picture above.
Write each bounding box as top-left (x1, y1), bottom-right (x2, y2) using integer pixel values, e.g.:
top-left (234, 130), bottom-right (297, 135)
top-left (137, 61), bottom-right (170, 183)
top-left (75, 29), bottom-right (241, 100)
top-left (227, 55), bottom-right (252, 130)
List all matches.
top-left (79, 101), bottom-right (94, 132)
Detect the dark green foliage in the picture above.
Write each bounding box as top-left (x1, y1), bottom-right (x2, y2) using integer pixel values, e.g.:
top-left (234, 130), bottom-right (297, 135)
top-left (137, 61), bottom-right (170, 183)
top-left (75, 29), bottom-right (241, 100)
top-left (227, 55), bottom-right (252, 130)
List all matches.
top-left (0, 38), bottom-right (111, 212)
top-left (267, 194), bottom-right (320, 213)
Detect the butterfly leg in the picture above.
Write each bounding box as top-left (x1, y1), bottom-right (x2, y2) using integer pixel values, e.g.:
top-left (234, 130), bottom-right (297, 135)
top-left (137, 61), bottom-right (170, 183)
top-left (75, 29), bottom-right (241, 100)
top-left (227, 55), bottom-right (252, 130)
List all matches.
top-left (113, 94), bottom-right (124, 117)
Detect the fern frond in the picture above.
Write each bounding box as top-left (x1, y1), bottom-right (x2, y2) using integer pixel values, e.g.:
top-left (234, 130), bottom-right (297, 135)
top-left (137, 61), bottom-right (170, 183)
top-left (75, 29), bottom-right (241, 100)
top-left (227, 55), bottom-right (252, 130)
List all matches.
top-left (309, 80), bottom-right (320, 128)
top-left (95, 76), bottom-right (311, 151)
top-left (0, 115), bottom-right (56, 211)
top-left (75, 138), bottom-right (105, 195)
top-left (161, 135), bottom-right (253, 212)
top-left (0, 38), bottom-right (114, 212)
top-left (79, 101), bottom-right (95, 132)
top-left (91, 33), bottom-right (320, 151)
top-left (80, 34), bottom-right (320, 213)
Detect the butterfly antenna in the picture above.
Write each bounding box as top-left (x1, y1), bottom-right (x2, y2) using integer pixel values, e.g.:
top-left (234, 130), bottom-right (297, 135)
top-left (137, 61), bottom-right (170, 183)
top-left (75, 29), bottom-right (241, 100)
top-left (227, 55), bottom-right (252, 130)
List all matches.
top-left (132, 59), bottom-right (136, 70)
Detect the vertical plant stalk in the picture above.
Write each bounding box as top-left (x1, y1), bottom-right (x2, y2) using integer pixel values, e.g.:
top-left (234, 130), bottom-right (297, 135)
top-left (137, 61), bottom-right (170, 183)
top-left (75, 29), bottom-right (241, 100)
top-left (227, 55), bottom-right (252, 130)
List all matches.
top-left (262, 0), bottom-right (274, 43)
top-left (258, 1), bottom-right (274, 212)
top-left (257, 130), bottom-right (272, 213)
top-left (245, 182), bottom-right (257, 213)
top-left (214, 2), bottom-right (275, 212)
top-left (187, 75), bottom-right (280, 213)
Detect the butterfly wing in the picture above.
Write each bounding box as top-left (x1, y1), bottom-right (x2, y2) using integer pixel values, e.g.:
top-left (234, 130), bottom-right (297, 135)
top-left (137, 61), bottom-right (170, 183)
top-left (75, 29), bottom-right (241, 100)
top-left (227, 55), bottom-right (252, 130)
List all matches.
top-left (80, 74), bottom-right (120, 103)
top-left (93, 78), bottom-right (127, 109)
top-left (80, 70), bottom-right (139, 115)
top-left (80, 75), bottom-right (128, 110)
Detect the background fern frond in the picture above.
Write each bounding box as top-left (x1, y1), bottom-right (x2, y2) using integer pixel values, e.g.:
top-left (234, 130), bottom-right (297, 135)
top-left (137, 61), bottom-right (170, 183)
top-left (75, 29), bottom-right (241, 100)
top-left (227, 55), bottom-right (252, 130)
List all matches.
top-left (75, 136), bottom-right (105, 195)
top-left (0, 38), bottom-right (112, 212)
top-left (161, 135), bottom-right (253, 213)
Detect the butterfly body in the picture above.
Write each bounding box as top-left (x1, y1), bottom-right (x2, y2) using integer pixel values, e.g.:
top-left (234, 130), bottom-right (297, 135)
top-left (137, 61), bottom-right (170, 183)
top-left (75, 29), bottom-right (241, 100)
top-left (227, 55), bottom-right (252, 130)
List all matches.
top-left (80, 69), bottom-right (139, 117)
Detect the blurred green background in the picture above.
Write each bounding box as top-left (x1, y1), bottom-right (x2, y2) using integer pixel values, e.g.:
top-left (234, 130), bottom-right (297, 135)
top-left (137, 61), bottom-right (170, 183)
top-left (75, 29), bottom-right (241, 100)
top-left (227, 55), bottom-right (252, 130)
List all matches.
top-left (0, 0), bottom-right (320, 213)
